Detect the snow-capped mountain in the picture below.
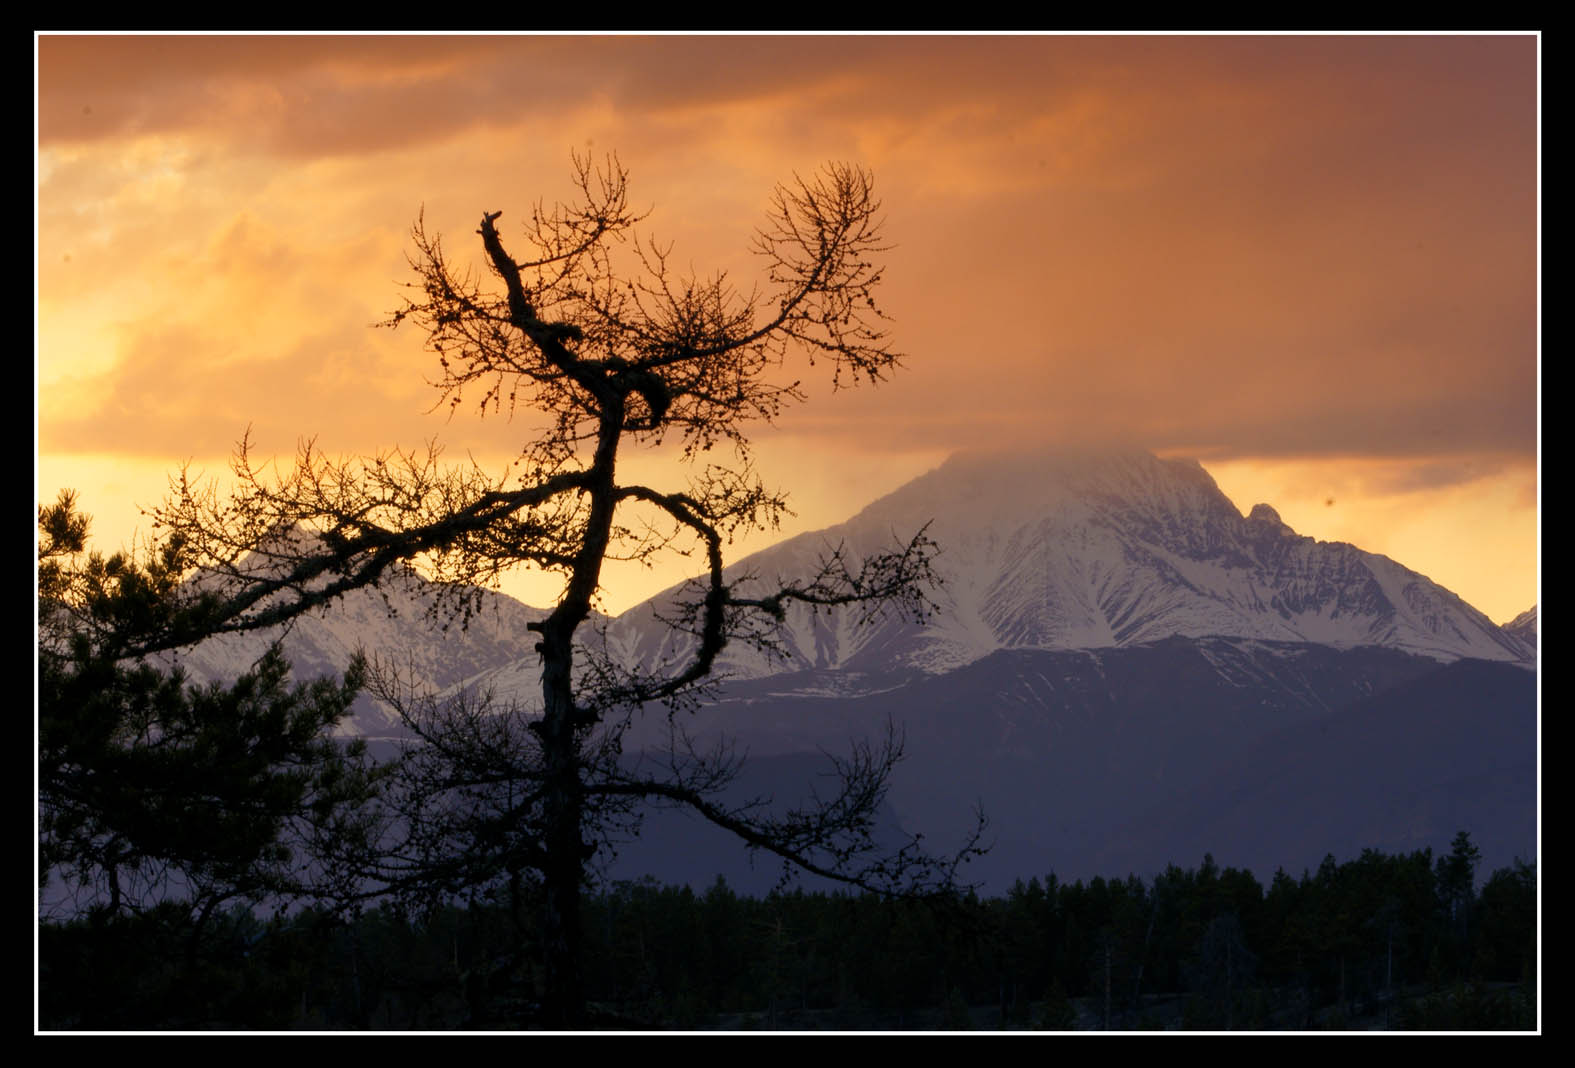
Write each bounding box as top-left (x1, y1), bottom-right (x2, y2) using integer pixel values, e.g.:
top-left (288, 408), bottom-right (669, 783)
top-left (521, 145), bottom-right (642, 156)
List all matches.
top-left (171, 447), bottom-right (1530, 736)
top-left (158, 448), bottom-right (1536, 888)
top-left (602, 449), bottom-right (1531, 690)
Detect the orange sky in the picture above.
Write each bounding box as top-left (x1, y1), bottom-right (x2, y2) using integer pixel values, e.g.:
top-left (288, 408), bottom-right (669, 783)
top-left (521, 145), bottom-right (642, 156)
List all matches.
top-left (35, 33), bottom-right (1538, 623)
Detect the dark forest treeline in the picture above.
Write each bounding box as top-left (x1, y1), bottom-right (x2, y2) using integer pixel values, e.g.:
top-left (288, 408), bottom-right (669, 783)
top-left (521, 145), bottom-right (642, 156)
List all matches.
top-left (38, 833), bottom-right (1535, 1031)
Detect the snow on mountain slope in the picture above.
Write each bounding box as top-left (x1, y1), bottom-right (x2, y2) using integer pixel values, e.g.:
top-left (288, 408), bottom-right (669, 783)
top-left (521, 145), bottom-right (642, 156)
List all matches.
top-left (604, 449), bottom-right (1531, 686)
top-left (165, 555), bottom-right (550, 738)
top-left (171, 450), bottom-right (1530, 721)
top-left (1504, 605), bottom-right (1538, 651)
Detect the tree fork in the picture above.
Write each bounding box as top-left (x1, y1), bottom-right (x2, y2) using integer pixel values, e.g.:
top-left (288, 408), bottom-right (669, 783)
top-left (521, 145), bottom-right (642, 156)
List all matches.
top-left (138, 155), bottom-right (980, 1028)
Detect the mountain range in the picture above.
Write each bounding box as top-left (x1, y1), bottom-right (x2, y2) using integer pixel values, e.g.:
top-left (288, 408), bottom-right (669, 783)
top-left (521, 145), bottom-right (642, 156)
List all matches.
top-left (170, 448), bottom-right (1537, 892)
top-left (599, 449), bottom-right (1527, 689)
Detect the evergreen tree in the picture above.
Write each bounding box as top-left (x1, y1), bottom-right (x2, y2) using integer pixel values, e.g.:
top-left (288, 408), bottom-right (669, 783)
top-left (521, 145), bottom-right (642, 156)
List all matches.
top-left (1473, 860), bottom-right (1535, 984)
top-left (1436, 831), bottom-right (1483, 974)
top-left (38, 491), bottom-right (383, 929)
top-left (1437, 832), bottom-right (1482, 927)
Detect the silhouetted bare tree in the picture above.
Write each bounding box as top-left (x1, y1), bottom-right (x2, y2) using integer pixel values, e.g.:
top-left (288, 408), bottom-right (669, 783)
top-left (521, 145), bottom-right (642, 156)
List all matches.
top-left (151, 154), bottom-right (982, 1026)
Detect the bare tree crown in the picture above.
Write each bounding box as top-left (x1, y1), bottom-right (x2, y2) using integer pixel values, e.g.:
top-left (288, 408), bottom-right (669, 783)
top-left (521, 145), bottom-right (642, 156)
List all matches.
top-left (136, 156), bottom-right (978, 1024)
top-left (154, 156), bottom-right (930, 660)
top-left (393, 154), bottom-right (897, 458)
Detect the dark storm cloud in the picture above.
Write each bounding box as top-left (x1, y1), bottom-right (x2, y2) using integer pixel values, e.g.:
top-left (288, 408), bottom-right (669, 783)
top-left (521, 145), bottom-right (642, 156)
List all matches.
top-left (38, 34), bottom-right (1537, 471)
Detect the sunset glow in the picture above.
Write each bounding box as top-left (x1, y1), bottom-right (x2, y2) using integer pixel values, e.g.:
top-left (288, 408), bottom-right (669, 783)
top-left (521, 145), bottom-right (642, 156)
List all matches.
top-left (36, 33), bottom-right (1538, 622)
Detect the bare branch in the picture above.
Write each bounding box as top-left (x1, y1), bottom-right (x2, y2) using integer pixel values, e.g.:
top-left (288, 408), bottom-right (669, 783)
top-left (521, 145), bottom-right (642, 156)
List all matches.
top-left (133, 153), bottom-right (975, 1025)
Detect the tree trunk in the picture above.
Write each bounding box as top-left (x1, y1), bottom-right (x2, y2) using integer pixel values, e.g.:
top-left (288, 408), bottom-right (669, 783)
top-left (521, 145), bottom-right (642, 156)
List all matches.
top-left (535, 414), bottom-right (622, 1028)
top-left (538, 622), bottom-right (586, 1029)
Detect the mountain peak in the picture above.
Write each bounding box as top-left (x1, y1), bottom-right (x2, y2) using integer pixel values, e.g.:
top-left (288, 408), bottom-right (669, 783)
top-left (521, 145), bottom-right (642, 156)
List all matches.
top-left (843, 447), bottom-right (1239, 538)
top-left (1246, 502), bottom-right (1295, 534)
top-left (608, 445), bottom-right (1530, 681)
